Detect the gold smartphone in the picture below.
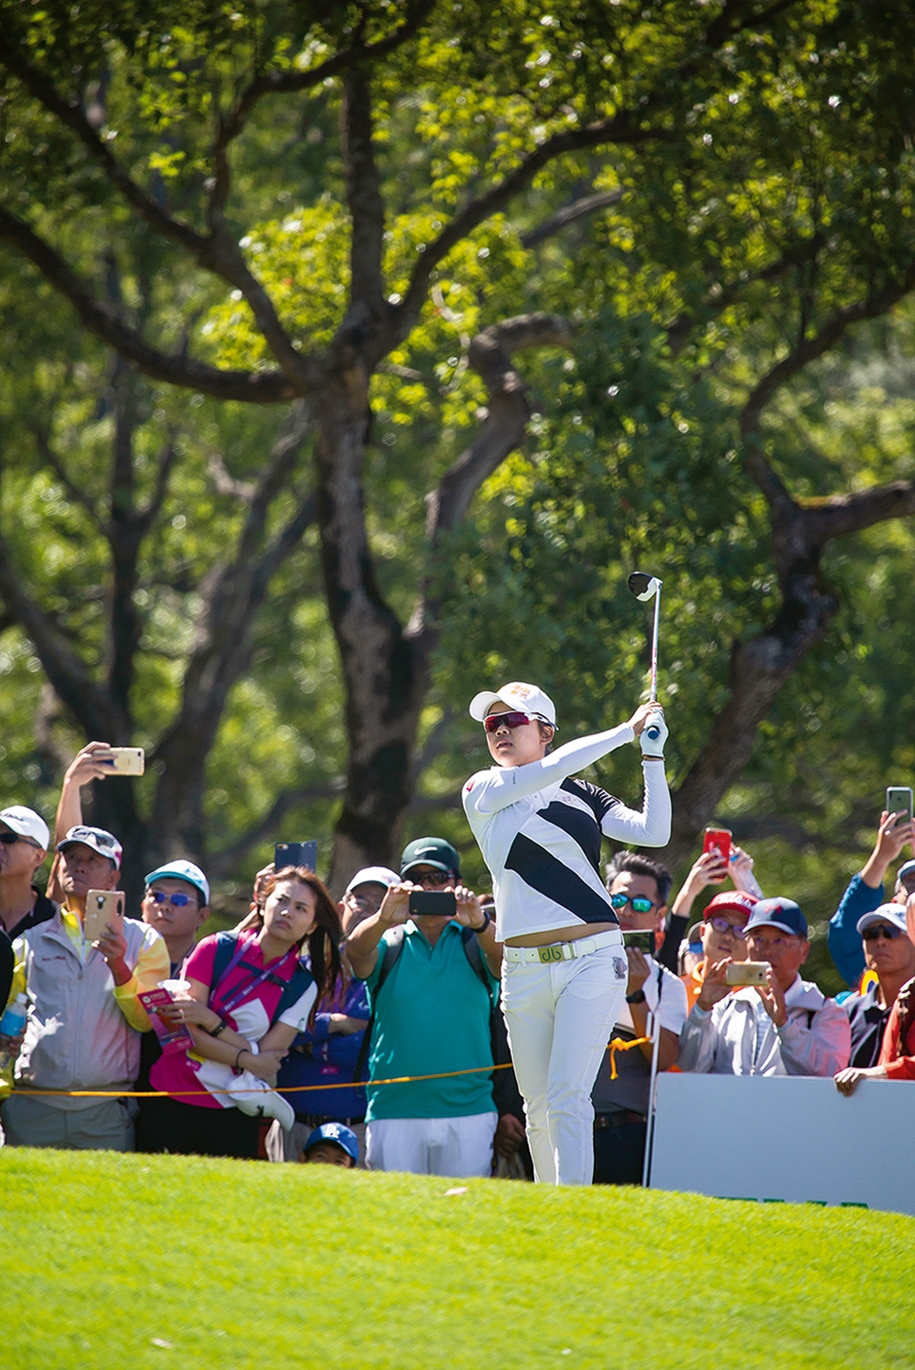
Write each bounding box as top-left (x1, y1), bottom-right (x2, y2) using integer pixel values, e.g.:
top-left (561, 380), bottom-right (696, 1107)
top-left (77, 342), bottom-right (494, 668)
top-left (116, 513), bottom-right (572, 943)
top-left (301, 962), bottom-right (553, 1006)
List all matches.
top-left (106, 747), bottom-right (145, 776)
top-left (84, 889), bottom-right (125, 941)
top-left (724, 961), bottom-right (769, 986)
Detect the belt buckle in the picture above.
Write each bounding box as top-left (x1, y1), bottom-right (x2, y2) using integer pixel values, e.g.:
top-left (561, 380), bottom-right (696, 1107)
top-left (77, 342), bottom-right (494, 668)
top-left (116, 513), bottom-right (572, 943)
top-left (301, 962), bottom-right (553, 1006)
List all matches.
top-left (537, 945), bottom-right (564, 963)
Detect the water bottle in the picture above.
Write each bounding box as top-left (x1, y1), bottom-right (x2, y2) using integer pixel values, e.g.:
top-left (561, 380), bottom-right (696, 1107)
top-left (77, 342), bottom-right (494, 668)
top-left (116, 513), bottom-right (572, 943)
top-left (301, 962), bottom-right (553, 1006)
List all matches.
top-left (0, 993), bottom-right (28, 1071)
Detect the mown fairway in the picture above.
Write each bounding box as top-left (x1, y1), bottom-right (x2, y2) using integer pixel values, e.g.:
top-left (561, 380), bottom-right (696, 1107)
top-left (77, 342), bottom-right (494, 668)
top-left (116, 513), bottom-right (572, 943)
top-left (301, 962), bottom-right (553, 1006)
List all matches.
top-left (2, 1149), bottom-right (912, 1370)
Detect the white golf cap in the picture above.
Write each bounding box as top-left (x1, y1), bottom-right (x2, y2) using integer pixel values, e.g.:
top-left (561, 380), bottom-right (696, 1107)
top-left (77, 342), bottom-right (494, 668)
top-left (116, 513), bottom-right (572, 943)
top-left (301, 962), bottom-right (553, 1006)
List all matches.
top-left (145, 859), bottom-right (210, 906)
top-left (856, 903), bottom-right (909, 937)
top-left (0, 805), bottom-right (50, 850)
top-left (469, 681), bottom-right (557, 726)
top-left (57, 825), bottom-right (123, 869)
top-left (345, 866), bottom-right (400, 896)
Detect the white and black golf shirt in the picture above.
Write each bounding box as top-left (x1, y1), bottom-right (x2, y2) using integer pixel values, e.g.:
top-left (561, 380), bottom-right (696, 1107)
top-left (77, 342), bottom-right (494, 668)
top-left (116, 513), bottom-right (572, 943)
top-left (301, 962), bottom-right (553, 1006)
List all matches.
top-left (463, 724), bottom-right (671, 942)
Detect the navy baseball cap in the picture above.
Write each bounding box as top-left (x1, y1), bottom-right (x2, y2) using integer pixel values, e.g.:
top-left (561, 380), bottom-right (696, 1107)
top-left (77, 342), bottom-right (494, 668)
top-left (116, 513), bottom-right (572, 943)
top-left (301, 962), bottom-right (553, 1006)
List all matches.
top-left (744, 898), bottom-right (808, 939)
top-left (304, 1122), bottom-right (359, 1164)
top-left (400, 837), bottom-right (461, 878)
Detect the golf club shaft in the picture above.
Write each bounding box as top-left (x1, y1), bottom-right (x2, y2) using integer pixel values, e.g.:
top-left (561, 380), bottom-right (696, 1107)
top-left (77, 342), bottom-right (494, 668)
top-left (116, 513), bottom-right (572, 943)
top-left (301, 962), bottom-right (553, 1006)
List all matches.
top-left (646, 584), bottom-right (661, 738)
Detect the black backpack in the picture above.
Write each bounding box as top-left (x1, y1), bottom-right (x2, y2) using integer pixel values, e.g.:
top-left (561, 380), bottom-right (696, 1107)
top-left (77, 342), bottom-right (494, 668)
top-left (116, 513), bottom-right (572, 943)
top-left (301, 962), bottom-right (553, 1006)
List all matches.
top-left (353, 925), bottom-right (498, 1084)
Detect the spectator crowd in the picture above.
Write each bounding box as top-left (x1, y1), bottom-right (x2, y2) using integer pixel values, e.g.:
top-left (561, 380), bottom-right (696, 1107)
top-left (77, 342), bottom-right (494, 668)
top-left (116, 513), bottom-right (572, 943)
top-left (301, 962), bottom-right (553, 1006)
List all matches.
top-left (2, 735), bottom-right (914, 1182)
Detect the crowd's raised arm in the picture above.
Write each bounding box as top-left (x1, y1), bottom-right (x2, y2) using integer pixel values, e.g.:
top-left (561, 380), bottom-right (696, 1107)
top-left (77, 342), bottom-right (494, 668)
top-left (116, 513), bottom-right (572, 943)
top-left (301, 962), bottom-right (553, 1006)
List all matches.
top-left (2, 699), bottom-right (915, 1183)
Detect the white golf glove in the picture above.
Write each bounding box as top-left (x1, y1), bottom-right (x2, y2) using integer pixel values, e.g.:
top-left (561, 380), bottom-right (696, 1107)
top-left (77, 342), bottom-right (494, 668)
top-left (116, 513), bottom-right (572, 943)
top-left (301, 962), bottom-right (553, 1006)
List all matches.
top-left (639, 710), bottom-right (667, 758)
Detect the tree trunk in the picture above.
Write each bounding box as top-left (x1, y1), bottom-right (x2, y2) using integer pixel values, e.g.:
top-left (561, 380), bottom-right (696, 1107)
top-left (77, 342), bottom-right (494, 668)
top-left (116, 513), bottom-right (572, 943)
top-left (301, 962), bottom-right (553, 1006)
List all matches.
top-left (313, 377), bottom-right (429, 891)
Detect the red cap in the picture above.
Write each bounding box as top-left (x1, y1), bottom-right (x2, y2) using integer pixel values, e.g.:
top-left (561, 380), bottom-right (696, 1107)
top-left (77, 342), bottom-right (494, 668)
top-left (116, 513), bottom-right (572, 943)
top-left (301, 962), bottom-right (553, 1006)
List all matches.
top-left (703, 891), bottom-right (756, 920)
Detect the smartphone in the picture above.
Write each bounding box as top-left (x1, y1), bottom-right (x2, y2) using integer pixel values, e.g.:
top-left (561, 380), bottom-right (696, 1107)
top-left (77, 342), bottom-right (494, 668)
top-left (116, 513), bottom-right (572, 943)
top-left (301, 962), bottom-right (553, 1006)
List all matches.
top-left (886, 787), bottom-right (914, 830)
top-left (724, 961), bottom-right (770, 986)
top-left (703, 827), bottom-right (732, 862)
top-left (84, 889), bottom-right (125, 941)
top-left (105, 747), bottom-right (145, 776)
top-left (408, 890), bottom-right (457, 917)
top-left (622, 928), bottom-right (655, 955)
top-left (275, 840), bottom-right (318, 874)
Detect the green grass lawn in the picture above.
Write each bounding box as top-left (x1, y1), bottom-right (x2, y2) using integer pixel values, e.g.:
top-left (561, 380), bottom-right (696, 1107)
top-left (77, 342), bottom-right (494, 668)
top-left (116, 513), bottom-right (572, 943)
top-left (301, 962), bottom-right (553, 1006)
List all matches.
top-left (2, 1149), bottom-right (913, 1370)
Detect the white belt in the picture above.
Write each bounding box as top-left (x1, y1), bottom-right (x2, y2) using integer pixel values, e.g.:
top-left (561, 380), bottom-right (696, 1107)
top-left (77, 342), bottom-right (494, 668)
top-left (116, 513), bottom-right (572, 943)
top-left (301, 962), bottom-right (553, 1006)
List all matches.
top-left (503, 928), bottom-right (623, 964)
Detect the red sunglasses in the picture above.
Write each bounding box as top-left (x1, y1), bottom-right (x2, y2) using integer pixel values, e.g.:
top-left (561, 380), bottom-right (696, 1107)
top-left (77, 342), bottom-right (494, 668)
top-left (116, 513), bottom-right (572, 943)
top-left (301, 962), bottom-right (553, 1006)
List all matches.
top-left (484, 711), bottom-right (539, 733)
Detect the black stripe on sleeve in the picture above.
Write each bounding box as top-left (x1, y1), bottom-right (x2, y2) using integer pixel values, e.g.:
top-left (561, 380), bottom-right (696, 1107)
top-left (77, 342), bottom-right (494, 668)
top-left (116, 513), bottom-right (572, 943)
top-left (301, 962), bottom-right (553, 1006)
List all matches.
top-left (504, 833), bottom-right (619, 924)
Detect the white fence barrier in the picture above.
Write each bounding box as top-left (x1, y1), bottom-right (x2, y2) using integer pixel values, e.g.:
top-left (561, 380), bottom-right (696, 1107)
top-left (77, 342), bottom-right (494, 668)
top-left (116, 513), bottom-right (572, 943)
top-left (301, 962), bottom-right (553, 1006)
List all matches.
top-left (649, 1073), bottom-right (915, 1217)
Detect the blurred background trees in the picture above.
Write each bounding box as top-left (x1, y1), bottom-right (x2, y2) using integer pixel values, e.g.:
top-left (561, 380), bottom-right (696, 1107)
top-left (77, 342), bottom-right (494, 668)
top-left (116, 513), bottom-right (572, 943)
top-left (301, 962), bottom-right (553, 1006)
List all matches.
top-left (1, 0), bottom-right (914, 984)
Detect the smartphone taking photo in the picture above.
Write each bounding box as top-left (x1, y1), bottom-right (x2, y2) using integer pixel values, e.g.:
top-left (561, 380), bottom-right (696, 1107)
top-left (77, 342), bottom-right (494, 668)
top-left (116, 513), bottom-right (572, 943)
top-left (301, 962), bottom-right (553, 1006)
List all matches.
top-left (408, 890), bottom-right (457, 918)
top-left (886, 787), bottom-right (913, 830)
top-left (84, 889), bottom-right (125, 942)
top-left (622, 928), bottom-right (655, 955)
top-left (703, 827), bottom-right (732, 863)
top-left (274, 840), bottom-right (318, 874)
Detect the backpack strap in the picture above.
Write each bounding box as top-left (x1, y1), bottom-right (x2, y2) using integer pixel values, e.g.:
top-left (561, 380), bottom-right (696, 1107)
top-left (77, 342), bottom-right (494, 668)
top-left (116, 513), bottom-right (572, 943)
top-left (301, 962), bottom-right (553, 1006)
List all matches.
top-left (352, 927), bottom-right (407, 1082)
top-left (460, 926), bottom-right (497, 1011)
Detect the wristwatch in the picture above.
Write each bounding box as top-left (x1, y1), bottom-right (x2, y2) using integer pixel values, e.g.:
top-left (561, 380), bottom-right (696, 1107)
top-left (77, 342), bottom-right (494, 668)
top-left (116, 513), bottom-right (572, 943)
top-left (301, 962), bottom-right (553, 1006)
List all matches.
top-left (625, 989), bottom-right (646, 1005)
top-left (471, 910), bottom-right (491, 934)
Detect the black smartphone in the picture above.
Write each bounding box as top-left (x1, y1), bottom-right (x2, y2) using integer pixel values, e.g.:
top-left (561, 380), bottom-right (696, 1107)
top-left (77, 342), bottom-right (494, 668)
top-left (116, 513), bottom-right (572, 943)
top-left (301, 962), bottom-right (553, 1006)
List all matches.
top-left (409, 890), bottom-right (457, 917)
top-left (622, 929), bottom-right (655, 955)
top-left (275, 840), bottom-right (318, 874)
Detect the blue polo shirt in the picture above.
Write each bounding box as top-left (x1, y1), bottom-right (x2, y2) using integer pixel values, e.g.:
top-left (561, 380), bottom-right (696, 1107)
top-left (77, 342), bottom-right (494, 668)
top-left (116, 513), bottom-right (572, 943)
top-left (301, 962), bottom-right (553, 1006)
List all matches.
top-left (364, 919), bottom-right (498, 1122)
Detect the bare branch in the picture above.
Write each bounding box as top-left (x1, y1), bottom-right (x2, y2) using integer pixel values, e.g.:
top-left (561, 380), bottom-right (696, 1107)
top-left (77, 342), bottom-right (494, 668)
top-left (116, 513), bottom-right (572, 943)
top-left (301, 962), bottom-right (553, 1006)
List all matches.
top-left (522, 188), bottom-right (623, 247)
top-left (423, 313), bottom-right (575, 545)
top-left (206, 776), bottom-right (346, 879)
top-left (214, 1), bottom-right (437, 152)
top-left (207, 451), bottom-right (256, 501)
top-left (342, 64), bottom-right (386, 318)
top-left (138, 439), bottom-right (179, 530)
top-left (0, 205), bottom-right (295, 402)
top-left (0, 527), bottom-right (120, 737)
top-left (30, 423), bottom-right (101, 526)
top-left (800, 480), bottom-right (915, 550)
top-left (740, 263), bottom-right (915, 438)
top-left (397, 116), bottom-right (668, 331)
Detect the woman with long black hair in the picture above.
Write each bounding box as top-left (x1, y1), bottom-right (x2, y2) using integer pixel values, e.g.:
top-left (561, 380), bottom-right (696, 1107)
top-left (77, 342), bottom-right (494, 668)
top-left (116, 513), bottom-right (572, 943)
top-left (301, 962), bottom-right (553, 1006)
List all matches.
top-left (138, 866), bottom-right (342, 1158)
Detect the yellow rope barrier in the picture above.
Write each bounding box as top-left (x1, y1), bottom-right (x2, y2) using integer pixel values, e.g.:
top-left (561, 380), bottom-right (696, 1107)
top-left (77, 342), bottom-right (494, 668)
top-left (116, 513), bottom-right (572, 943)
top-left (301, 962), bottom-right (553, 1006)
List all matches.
top-left (4, 1037), bottom-right (650, 1099)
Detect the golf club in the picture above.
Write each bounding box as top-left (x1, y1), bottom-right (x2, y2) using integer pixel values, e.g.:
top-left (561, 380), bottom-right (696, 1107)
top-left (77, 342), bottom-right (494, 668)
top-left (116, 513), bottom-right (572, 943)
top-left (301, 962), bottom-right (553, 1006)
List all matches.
top-left (627, 571), bottom-right (662, 740)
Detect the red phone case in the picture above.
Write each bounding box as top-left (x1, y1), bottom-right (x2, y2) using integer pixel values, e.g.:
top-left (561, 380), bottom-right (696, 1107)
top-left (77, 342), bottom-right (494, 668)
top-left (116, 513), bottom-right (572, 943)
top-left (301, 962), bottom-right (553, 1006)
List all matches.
top-left (703, 828), bottom-right (732, 862)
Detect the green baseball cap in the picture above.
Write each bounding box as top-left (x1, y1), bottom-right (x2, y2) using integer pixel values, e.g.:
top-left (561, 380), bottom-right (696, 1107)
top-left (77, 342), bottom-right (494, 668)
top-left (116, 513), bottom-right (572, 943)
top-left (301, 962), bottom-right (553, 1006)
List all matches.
top-left (400, 837), bottom-right (461, 878)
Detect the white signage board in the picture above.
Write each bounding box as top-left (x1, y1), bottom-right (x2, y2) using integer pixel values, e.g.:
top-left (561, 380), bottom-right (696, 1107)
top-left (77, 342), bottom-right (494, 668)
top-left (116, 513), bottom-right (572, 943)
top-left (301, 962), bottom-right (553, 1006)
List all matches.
top-left (650, 1074), bottom-right (915, 1216)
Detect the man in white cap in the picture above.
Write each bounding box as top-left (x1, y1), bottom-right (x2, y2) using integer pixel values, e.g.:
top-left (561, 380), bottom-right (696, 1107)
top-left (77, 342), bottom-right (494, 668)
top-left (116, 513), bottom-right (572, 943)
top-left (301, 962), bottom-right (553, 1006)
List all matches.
top-left (0, 820), bottom-right (168, 1150)
top-left (340, 866), bottom-right (400, 938)
top-left (838, 903), bottom-right (915, 1069)
top-left (462, 679), bottom-right (670, 1185)
top-left (0, 806), bottom-right (55, 941)
top-left (0, 806), bottom-right (55, 1014)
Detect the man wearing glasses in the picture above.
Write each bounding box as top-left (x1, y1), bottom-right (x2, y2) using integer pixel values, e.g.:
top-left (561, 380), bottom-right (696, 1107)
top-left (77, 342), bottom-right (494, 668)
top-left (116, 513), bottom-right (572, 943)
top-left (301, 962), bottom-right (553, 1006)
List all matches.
top-left (591, 853), bottom-right (687, 1185)
top-left (678, 898), bottom-right (850, 1076)
top-left (828, 810), bottom-right (915, 988)
top-left (1, 819), bottom-right (168, 1149)
top-left (347, 837), bottom-right (502, 1178)
top-left (835, 904), bottom-right (915, 1072)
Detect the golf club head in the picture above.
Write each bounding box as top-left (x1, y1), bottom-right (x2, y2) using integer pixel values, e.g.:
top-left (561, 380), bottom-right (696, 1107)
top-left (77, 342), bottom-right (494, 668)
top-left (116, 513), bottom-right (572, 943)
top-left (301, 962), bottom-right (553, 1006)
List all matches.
top-left (628, 571), bottom-right (662, 602)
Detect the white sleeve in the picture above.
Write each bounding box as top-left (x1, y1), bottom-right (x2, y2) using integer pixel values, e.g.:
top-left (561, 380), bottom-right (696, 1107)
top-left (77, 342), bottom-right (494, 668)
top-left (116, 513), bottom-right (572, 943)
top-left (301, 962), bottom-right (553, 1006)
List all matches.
top-left (278, 980), bottom-right (318, 1032)
top-left (600, 759), bottom-right (671, 848)
top-left (462, 723), bottom-right (635, 816)
top-left (643, 965), bottom-right (688, 1034)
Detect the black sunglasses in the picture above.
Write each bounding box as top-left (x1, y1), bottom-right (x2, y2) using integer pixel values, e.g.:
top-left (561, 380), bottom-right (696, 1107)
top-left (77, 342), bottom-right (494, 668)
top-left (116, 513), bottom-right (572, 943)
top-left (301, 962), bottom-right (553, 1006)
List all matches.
top-left (0, 831), bottom-right (40, 849)
top-left (862, 924), bottom-right (905, 942)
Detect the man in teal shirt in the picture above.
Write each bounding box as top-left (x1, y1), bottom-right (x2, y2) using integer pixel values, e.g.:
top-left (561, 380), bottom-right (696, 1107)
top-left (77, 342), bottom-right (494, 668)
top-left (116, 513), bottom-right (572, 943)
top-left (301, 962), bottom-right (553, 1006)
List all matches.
top-left (347, 838), bottom-right (501, 1177)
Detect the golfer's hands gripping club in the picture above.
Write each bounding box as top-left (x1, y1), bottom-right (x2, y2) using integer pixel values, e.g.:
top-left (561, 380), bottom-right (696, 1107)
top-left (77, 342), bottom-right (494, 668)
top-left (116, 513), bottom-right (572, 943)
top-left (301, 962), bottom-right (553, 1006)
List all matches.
top-left (629, 703), bottom-right (667, 758)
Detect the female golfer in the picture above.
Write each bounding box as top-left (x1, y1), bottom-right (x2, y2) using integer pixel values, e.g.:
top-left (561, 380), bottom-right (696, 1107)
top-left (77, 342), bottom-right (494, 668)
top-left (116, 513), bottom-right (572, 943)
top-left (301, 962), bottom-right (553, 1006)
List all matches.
top-left (462, 682), bottom-right (670, 1184)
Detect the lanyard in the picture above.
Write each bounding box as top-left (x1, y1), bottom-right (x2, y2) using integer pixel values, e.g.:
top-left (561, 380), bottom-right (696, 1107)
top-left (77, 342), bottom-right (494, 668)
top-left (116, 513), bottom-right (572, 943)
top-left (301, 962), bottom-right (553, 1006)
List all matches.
top-left (212, 934), bottom-right (295, 1017)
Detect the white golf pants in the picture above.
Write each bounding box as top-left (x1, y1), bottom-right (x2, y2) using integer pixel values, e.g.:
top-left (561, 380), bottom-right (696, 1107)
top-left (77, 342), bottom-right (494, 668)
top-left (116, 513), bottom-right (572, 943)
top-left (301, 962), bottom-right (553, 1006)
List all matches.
top-left (365, 1112), bottom-right (497, 1177)
top-left (502, 944), bottom-right (628, 1185)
